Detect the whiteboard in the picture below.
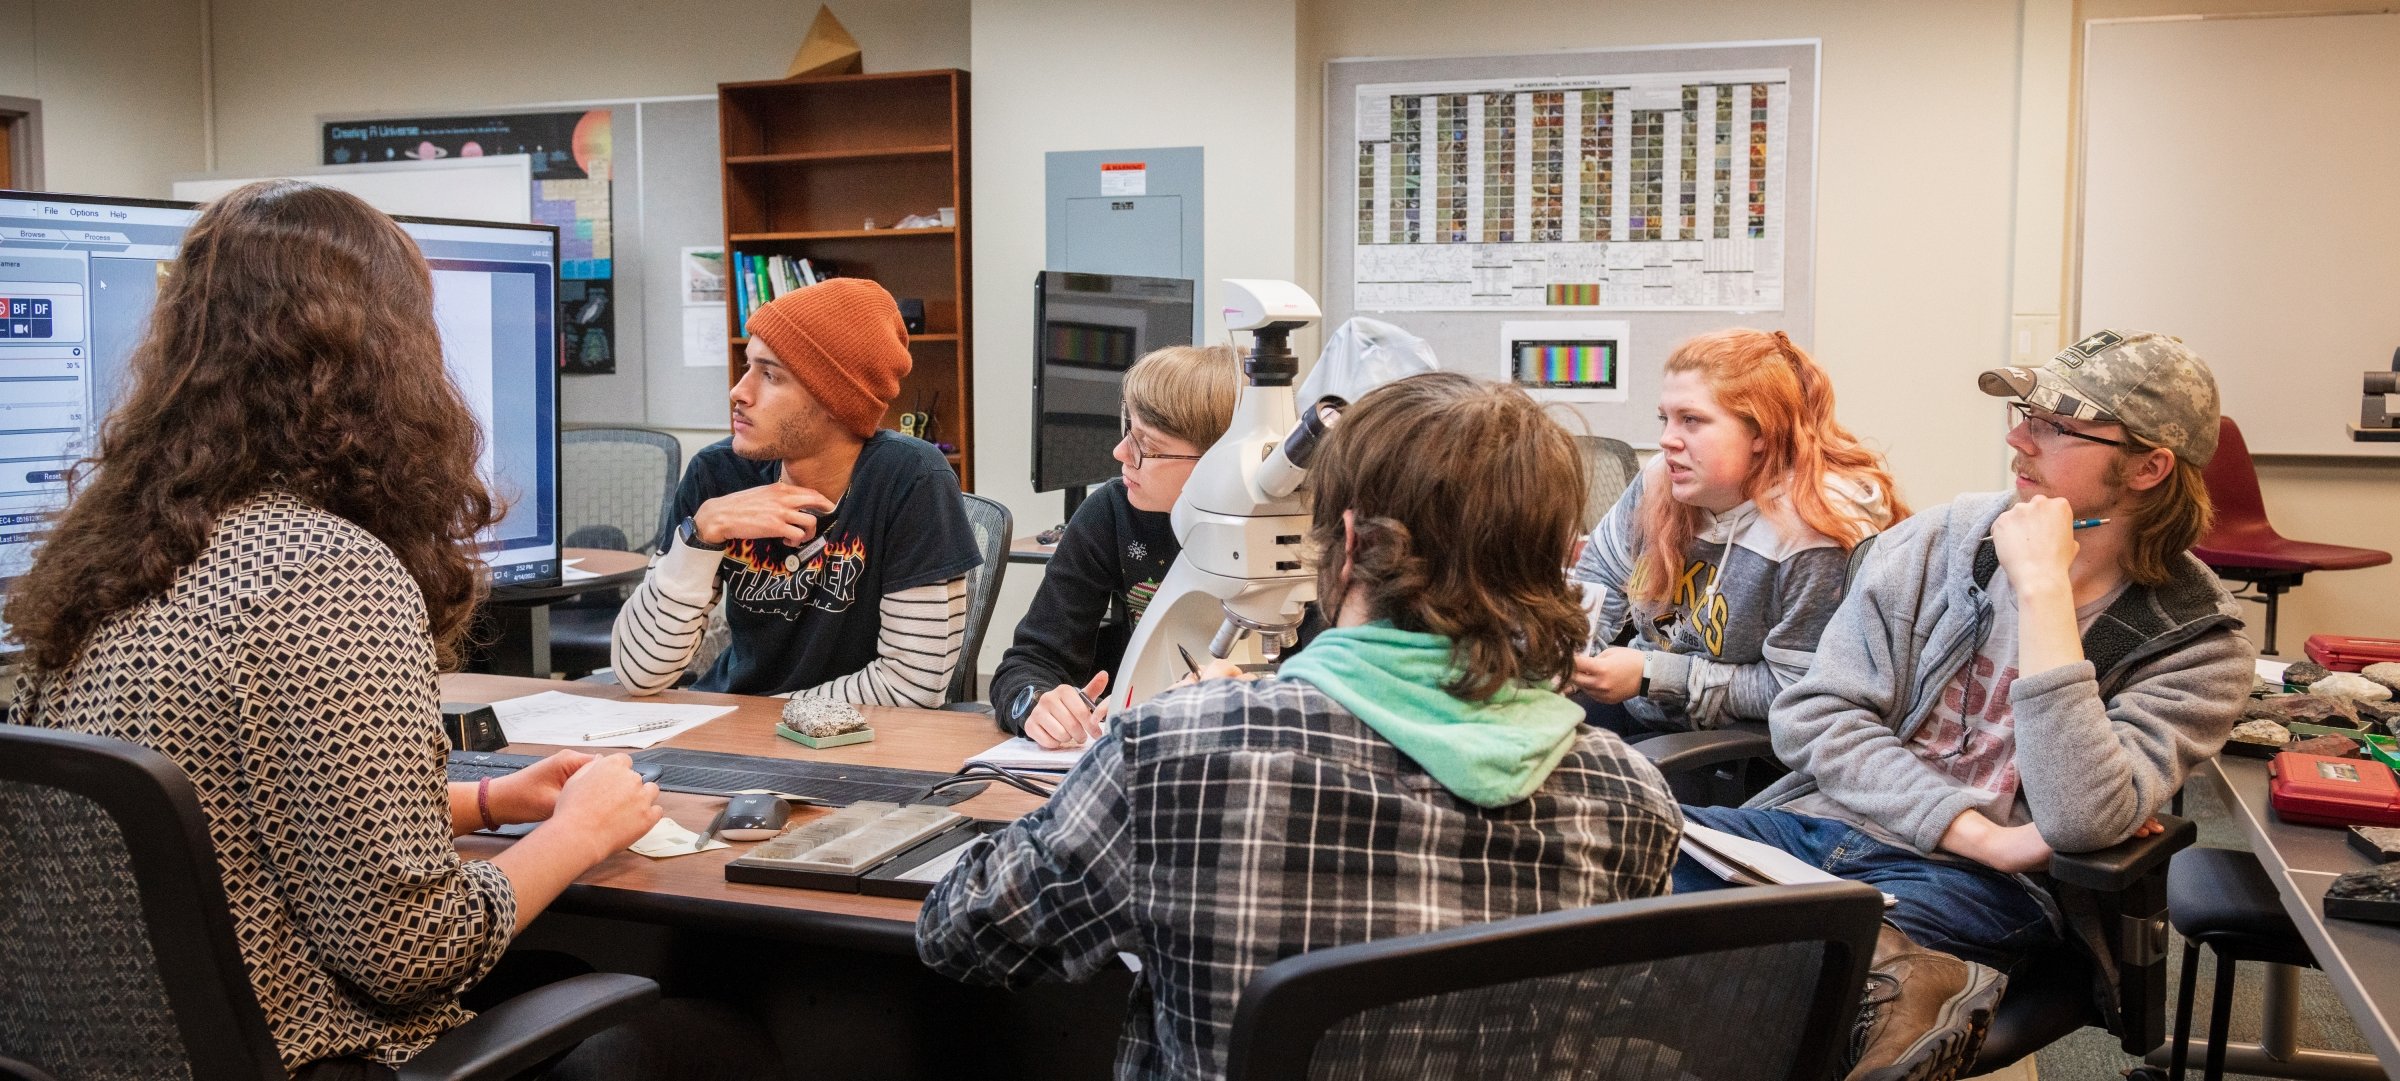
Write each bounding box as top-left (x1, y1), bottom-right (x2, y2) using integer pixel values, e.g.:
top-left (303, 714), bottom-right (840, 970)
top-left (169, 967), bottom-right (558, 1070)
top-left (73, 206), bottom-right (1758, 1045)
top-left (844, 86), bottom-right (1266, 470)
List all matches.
top-left (2079, 13), bottom-right (2400, 457)
top-left (172, 155), bottom-right (532, 224)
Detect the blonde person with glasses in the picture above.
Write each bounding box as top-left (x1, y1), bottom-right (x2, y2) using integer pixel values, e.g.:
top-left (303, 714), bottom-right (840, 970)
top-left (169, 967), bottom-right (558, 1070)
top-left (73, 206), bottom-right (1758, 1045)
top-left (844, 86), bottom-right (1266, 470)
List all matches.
top-left (991, 344), bottom-right (1244, 748)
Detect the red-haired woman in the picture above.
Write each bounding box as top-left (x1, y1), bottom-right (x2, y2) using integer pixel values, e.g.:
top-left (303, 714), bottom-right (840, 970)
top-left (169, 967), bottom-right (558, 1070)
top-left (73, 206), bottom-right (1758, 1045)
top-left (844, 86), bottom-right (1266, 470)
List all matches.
top-left (1570, 328), bottom-right (1907, 737)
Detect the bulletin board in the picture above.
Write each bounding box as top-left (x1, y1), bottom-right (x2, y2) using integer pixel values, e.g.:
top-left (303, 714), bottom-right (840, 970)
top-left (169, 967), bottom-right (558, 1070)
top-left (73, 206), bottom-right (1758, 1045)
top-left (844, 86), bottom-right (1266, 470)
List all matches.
top-left (321, 96), bottom-right (734, 431)
top-left (1324, 41), bottom-right (1819, 447)
top-left (2078, 13), bottom-right (2400, 457)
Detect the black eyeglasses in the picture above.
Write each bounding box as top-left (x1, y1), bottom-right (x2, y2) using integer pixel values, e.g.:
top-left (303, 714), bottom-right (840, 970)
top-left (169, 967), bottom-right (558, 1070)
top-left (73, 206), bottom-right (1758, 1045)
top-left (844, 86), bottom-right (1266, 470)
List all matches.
top-left (2009, 401), bottom-right (2128, 450)
top-left (1120, 408), bottom-right (1204, 469)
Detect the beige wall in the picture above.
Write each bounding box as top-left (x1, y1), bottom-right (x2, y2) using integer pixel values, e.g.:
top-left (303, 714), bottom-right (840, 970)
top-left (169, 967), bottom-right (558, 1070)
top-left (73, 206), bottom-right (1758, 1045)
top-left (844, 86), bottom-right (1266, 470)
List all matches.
top-left (968, 0), bottom-right (1301, 684)
top-left (0, 0), bottom-right (207, 196)
top-left (207, 0), bottom-right (969, 176)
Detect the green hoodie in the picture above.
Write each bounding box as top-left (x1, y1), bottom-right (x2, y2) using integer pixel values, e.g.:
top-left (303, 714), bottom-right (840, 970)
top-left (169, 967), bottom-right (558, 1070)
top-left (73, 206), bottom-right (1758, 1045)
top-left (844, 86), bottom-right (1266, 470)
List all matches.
top-left (1277, 623), bottom-right (1585, 808)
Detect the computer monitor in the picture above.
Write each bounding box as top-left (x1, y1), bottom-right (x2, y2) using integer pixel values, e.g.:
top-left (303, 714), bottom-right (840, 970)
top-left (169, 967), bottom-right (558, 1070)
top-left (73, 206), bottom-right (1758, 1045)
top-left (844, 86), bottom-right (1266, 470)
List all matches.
top-left (1030, 271), bottom-right (1196, 493)
top-left (0, 189), bottom-right (562, 628)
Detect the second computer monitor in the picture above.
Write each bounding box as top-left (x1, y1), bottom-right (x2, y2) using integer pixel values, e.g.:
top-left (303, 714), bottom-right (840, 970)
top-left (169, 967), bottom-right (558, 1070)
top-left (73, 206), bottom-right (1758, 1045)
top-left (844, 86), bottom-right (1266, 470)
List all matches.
top-left (1030, 271), bottom-right (1196, 493)
top-left (0, 188), bottom-right (561, 610)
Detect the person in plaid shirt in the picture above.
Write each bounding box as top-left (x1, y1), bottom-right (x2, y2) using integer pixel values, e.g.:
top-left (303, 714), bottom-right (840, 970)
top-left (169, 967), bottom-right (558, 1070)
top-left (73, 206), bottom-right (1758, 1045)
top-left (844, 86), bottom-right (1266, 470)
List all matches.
top-left (917, 372), bottom-right (1683, 1080)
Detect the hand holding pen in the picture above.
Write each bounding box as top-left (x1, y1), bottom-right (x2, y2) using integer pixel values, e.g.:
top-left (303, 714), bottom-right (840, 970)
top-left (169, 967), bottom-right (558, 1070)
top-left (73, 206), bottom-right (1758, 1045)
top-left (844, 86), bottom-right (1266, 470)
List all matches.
top-left (1024, 671), bottom-right (1112, 750)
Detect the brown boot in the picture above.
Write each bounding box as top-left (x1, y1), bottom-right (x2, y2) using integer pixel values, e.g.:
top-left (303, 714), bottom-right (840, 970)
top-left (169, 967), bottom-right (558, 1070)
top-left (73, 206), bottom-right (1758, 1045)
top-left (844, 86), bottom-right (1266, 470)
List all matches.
top-left (1843, 925), bottom-right (2008, 1081)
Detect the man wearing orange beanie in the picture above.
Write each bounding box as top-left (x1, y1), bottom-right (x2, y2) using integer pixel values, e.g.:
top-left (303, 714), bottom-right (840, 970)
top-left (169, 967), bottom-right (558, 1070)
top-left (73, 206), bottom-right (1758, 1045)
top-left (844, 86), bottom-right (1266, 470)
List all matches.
top-left (611, 278), bottom-right (982, 705)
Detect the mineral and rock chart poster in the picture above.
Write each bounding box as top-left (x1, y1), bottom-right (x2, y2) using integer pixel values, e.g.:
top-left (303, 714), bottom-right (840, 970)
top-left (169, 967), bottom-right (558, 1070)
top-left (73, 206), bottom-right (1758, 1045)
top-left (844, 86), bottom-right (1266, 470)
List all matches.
top-left (1352, 69), bottom-right (1789, 313)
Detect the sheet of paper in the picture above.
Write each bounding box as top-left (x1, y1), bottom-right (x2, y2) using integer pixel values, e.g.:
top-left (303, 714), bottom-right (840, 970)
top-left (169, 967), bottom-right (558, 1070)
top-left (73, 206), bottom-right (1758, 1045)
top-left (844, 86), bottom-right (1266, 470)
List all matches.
top-left (965, 736), bottom-right (1089, 773)
top-left (682, 305), bottom-right (729, 368)
top-left (629, 816), bottom-right (729, 858)
top-left (561, 564), bottom-right (601, 582)
top-left (488, 690), bottom-right (733, 748)
top-left (1680, 823), bottom-right (1894, 906)
top-left (2258, 658), bottom-right (2291, 682)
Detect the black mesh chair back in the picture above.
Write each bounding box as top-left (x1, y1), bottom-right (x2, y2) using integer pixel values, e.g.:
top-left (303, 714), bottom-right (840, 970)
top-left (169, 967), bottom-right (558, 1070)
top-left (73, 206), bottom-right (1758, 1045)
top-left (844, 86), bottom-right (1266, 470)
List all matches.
top-left (0, 724), bottom-right (288, 1081)
top-left (1224, 881), bottom-right (1884, 1081)
top-left (561, 427), bottom-right (683, 556)
top-left (952, 492), bottom-right (1013, 703)
top-left (1574, 435), bottom-right (1641, 530)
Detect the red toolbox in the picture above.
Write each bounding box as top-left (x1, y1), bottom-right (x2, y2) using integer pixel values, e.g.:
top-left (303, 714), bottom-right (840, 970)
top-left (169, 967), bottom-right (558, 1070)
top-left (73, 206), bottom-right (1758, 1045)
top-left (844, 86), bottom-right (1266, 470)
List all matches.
top-left (2271, 752), bottom-right (2400, 827)
top-left (2305, 635), bottom-right (2400, 673)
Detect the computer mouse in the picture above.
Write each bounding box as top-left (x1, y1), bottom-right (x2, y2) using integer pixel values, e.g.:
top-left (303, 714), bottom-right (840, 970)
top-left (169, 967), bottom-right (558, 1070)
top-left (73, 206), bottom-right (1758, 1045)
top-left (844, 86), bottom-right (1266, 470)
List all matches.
top-left (716, 792), bottom-right (791, 841)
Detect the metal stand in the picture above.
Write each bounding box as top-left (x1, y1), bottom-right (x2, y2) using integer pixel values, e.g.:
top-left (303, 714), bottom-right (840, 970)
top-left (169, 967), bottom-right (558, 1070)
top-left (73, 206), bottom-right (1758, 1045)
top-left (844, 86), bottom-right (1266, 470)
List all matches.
top-left (2143, 963), bottom-right (2387, 1080)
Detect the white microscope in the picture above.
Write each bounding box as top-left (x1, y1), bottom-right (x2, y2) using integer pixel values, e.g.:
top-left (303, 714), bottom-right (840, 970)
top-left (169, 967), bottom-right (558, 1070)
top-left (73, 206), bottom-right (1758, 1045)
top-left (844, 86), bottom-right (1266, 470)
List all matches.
top-left (1110, 279), bottom-right (1338, 709)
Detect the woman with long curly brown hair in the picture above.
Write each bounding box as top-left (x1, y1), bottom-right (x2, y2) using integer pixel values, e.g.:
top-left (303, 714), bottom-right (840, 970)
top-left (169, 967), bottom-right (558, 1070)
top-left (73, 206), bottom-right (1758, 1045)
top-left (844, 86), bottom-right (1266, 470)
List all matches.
top-left (1569, 328), bottom-right (1907, 738)
top-left (3, 180), bottom-right (667, 1077)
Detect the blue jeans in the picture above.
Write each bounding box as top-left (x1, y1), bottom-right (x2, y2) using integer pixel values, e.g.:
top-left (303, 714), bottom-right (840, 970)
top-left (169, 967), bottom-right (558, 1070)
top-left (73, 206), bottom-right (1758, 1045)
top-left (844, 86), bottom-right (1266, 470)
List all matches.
top-left (1675, 805), bottom-right (2059, 972)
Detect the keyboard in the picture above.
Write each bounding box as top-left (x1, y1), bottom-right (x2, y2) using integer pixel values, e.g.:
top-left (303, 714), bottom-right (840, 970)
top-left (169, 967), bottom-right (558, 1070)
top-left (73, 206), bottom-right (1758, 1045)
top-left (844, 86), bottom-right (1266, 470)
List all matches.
top-left (630, 747), bottom-right (981, 806)
top-left (446, 750), bottom-right (665, 785)
top-left (447, 750), bottom-right (548, 782)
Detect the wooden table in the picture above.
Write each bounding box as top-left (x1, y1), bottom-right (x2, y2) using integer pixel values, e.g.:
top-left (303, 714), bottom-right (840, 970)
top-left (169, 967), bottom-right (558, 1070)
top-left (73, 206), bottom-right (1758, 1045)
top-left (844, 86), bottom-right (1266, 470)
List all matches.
top-left (2188, 756), bottom-right (2400, 1077)
top-left (475, 548), bottom-right (653, 677)
top-left (1008, 534), bottom-right (1057, 565)
top-left (447, 674), bottom-right (1130, 1079)
top-left (447, 672), bottom-right (1045, 954)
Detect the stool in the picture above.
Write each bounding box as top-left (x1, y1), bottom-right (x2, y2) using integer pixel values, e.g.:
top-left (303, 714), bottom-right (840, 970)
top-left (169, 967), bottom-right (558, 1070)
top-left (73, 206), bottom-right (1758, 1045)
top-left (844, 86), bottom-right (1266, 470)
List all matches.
top-left (2151, 847), bottom-right (2380, 1081)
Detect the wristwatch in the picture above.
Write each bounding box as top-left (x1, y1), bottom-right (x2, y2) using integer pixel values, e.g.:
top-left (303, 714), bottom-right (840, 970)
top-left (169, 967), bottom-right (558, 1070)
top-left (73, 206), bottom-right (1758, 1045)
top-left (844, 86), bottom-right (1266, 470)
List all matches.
top-left (1007, 684), bottom-right (1040, 728)
top-left (678, 515), bottom-right (726, 552)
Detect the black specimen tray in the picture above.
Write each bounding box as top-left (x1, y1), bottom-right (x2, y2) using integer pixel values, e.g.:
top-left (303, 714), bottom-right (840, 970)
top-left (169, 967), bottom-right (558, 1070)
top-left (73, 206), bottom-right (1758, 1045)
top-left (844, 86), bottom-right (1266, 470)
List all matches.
top-left (860, 820), bottom-right (1010, 900)
top-left (724, 817), bottom-right (1000, 894)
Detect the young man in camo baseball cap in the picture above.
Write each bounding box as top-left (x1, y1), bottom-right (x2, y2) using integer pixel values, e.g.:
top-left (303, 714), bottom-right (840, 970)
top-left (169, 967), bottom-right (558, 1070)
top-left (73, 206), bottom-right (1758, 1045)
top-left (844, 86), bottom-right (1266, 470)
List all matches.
top-left (1670, 329), bottom-right (2251, 1081)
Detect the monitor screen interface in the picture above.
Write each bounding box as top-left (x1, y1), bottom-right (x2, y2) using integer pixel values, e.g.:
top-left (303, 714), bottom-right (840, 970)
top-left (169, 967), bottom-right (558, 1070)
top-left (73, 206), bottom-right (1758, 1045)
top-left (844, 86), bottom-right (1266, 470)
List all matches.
top-left (1512, 339), bottom-right (1619, 389)
top-left (1031, 271), bottom-right (1195, 493)
top-left (0, 190), bottom-right (561, 633)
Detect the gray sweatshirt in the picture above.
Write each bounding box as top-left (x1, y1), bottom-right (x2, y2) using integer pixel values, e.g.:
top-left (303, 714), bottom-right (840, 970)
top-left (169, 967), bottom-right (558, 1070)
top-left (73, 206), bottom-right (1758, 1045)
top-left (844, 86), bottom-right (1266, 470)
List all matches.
top-left (1754, 491), bottom-right (2253, 856)
top-left (1570, 458), bottom-right (1884, 730)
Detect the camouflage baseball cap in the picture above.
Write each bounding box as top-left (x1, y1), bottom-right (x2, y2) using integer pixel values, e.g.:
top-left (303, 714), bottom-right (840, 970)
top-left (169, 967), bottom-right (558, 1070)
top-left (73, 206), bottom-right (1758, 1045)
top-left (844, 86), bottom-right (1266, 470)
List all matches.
top-left (1978, 329), bottom-right (2221, 467)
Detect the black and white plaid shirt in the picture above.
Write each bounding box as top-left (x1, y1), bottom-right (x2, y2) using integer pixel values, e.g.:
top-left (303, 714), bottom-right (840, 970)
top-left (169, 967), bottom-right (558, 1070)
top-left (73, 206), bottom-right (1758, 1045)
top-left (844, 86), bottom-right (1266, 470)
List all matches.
top-left (916, 676), bottom-right (1682, 1081)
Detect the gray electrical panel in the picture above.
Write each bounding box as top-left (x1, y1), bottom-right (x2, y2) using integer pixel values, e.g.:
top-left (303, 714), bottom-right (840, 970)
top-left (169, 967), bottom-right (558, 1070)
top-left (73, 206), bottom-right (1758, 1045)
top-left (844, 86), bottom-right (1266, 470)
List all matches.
top-left (1045, 147), bottom-right (1204, 342)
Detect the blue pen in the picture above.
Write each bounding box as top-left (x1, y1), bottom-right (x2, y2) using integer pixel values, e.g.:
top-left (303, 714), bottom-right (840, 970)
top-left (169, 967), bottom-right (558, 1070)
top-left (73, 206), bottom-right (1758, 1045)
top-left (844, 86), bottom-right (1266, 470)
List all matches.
top-left (1984, 517), bottom-right (2109, 542)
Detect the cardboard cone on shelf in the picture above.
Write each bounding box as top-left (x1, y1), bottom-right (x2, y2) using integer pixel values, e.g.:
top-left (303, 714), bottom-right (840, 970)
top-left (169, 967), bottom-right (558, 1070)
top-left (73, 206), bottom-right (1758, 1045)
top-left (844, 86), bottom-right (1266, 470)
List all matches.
top-left (785, 6), bottom-right (864, 78)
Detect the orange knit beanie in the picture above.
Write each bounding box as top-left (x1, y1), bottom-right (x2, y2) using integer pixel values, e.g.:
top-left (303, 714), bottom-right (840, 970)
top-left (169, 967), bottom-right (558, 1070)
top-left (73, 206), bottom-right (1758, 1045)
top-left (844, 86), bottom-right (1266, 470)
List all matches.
top-left (744, 278), bottom-right (913, 439)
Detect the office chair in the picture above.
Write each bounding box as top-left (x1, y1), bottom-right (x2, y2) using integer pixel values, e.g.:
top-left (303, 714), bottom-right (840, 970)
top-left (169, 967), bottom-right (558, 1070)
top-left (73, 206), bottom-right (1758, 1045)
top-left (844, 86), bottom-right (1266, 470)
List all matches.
top-left (1573, 434), bottom-right (1641, 530)
top-left (550, 427), bottom-right (684, 678)
top-left (1638, 728), bottom-right (2195, 1074)
top-left (0, 724), bottom-right (657, 1081)
top-left (948, 492), bottom-right (1014, 707)
top-left (1223, 881), bottom-right (1885, 1081)
top-left (2191, 416), bottom-right (2390, 655)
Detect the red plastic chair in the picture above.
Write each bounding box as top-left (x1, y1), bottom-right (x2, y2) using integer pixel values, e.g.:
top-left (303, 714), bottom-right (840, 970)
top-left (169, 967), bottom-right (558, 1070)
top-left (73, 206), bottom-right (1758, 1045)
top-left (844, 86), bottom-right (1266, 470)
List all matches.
top-left (2191, 416), bottom-right (2391, 654)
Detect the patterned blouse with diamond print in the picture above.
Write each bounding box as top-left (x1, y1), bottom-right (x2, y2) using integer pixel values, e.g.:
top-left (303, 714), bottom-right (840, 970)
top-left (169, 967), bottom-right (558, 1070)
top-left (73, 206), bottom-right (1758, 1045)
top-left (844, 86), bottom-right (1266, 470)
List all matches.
top-left (10, 491), bottom-right (518, 1071)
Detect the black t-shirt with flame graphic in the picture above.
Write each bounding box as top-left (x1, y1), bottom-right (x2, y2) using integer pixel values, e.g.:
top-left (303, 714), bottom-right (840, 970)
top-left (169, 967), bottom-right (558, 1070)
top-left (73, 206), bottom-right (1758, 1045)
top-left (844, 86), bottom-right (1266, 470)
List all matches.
top-left (672, 431), bottom-right (982, 696)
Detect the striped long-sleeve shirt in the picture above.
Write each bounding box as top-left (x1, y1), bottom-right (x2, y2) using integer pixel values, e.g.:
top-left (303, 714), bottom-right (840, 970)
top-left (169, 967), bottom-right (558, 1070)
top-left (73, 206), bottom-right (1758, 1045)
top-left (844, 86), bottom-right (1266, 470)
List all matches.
top-left (610, 433), bottom-right (984, 704)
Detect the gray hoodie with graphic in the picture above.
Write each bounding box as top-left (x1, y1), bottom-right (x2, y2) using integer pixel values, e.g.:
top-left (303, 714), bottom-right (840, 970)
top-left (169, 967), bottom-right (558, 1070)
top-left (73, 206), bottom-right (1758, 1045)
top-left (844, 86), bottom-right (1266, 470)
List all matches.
top-left (1753, 491), bottom-right (2252, 856)
top-left (1570, 458), bottom-right (1889, 731)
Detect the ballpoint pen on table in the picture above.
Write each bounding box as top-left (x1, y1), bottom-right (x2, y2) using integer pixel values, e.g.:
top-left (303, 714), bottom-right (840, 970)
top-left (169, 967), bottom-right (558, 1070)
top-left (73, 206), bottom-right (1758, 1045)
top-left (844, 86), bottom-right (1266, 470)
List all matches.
top-left (582, 719), bottom-right (677, 742)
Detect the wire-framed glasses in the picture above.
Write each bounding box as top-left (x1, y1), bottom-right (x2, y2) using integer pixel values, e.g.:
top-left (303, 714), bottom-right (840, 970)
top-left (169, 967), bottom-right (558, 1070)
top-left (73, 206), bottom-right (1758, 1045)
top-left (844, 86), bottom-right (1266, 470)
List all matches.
top-left (2009, 401), bottom-right (2128, 450)
top-left (1120, 407), bottom-right (1205, 469)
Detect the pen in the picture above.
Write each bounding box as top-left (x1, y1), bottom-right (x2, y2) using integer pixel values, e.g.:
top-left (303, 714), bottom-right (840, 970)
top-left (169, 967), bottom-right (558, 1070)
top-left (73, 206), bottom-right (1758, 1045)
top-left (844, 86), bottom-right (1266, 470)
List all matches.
top-left (582, 719), bottom-right (677, 742)
top-left (1981, 517), bottom-right (2110, 542)
top-left (1177, 644), bottom-right (1204, 679)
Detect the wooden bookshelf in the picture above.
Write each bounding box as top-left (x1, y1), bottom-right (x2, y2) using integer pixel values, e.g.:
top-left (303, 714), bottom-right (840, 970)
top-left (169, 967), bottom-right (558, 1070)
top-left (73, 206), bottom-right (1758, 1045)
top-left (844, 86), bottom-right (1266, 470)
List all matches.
top-left (718, 69), bottom-right (974, 490)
